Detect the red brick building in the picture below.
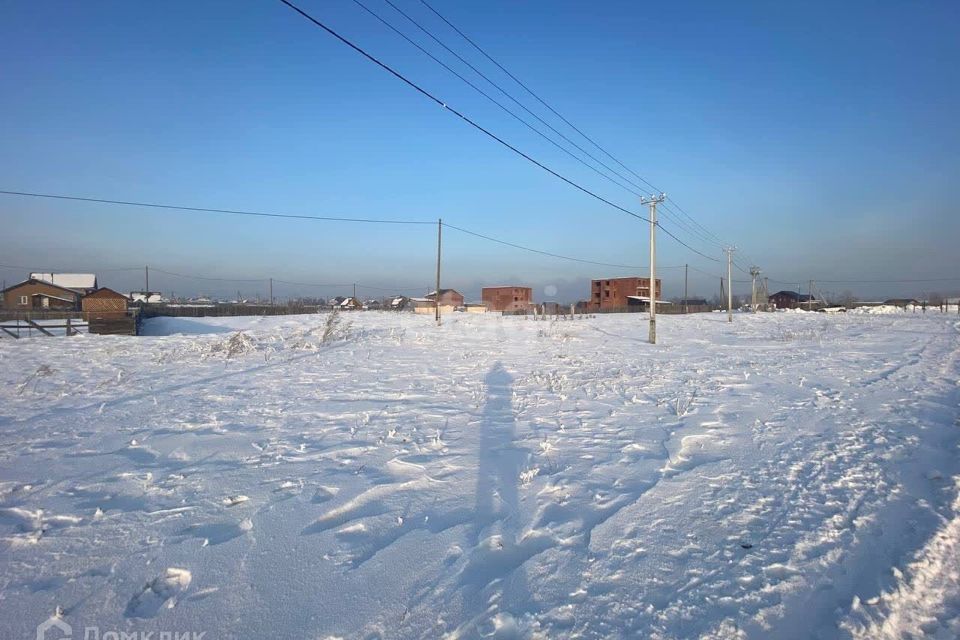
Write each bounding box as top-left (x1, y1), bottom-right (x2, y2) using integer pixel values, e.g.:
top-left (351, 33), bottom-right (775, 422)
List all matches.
top-left (425, 289), bottom-right (464, 307)
top-left (590, 277), bottom-right (662, 310)
top-left (482, 286), bottom-right (533, 313)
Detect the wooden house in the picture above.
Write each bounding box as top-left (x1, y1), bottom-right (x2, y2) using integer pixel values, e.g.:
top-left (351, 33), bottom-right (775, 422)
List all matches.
top-left (1, 278), bottom-right (82, 311)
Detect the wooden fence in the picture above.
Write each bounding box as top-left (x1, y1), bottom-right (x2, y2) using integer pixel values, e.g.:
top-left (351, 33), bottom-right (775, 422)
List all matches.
top-left (0, 317), bottom-right (88, 338)
top-left (138, 303), bottom-right (324, 318)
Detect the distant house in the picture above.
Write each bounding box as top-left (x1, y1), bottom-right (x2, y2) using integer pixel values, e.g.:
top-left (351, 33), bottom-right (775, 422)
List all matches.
top-left (769, 290), bottom-right (816, 309)
top-left (339, 297), bottom-right (361, 310)
top-left (130, 291), bottom-right (164, 304)
top-left (363, 299), bottom-right (383, 311)
top-left (884, 298), bottom-right (919, 308)
top-left (409, 298), bottom-right (435, 314)
top-left (425, 289), bottom-right (464, 307)
top-left (482, 286), bottom-right (533, 313)
top-left (1, 278), bottom-right (82, 311)
top-left (82, 288), bottom-right (130, 320)
top-left (389, 296), bottom-right (410, 311)
top-left (30, 273), bottom-right (98, 296)
top-left (678, 298), bottom-right (711, 313)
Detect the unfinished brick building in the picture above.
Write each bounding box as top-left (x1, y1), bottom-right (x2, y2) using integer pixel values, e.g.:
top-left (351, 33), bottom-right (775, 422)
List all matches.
top-left (589, 277), bottom-right (662, 311)
top-left (482, 286), bottom-right (533, 313)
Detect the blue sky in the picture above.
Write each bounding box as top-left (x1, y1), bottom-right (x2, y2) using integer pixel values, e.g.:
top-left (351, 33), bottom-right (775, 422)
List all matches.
top-left (2, 0), bottom-right (958, 301)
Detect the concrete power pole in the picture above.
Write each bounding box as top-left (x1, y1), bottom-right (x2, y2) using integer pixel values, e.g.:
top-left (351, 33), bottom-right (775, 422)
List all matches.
top-left (750, 266), bottom-right (761, 312)
top-left (435, 218), bottom-right (442, 326)
top-left (684, 263), bottom-right (689, 314)
top-left (724, 247), bottom-right (736, 322)
top-left (641, 193), bottom-right (666, 344)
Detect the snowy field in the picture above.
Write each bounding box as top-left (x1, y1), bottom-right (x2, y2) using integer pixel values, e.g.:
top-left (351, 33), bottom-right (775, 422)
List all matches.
top-left (1, 310), bottom-right (958, 639)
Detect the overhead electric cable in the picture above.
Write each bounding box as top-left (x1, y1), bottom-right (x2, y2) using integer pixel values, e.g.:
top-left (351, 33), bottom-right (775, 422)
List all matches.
top-left (349, 0), bottom-right (644, 198)
top-left (0, 190), bottom-right (433, 225)
top-left (275, 0), bottom-right (652, 226)
top-left (416, 0), bottom-right (729, 249)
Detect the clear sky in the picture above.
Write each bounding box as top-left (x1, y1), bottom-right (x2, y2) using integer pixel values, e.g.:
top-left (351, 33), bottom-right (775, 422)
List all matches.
top-left (2, 0), bottom-right (958, 302)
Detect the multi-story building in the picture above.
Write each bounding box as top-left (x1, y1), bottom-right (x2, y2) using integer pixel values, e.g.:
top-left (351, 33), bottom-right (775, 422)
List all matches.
top-left (589, 277), bottom-right (662, 310)
top-left (482, 286), bottom-right (533, 313)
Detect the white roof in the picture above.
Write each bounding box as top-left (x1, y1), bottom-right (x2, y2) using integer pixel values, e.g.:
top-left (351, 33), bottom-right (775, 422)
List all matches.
top-left (31, 273), bottom-right (97, 289)
top-left (627, 296), bottom-right (671, 303)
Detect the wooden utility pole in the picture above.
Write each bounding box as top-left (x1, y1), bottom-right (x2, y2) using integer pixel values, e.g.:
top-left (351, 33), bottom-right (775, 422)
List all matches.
top-left (435, 218), bottom-right (442, 326)
top-left (353, 283), bottom-right (356, 302)
top-left (269, 278), bottom-right (274, 306)
top-left (641, 193), bottom-right (665, 344)
top-left (684, 264), bottom-right (689, 314)
top-left (724, 247), bottom-right (735, 322)
top-left (145, 265), bottom-right (149, 293)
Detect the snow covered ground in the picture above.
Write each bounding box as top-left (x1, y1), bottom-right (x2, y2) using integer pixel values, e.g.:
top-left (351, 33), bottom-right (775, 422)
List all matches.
top-left (1, 310), bottom-right (958, 639)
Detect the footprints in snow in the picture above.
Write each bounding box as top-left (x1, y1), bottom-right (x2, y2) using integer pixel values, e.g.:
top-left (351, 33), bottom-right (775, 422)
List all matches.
top-left (125, 568), bottom-right (192, 618)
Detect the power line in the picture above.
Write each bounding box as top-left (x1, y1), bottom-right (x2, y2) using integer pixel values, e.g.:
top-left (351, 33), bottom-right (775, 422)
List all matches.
top-left (416, 0), bottom-right (729, 250)
top-left (0, 262), bottom-right (142, 273)
top-left (377, 0), bottom-right (653, 199)
top-left (443, 221), bottom-right (682, 270)
top-left (348, 0), bottom-right (644, 199)
top-left (0, 190), bottom-right (433, 225)
top-left (275, 0), bottom-right (651, 226)
top-left (274, 279), bottom-right (424, 293)
top-left (150, 268), bottom-right (266, 283)
top-left (769, 276), bottom-right (960, 285)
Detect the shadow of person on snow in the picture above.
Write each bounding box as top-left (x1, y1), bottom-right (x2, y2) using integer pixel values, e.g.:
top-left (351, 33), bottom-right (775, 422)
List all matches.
top-left (456, 362), bottom-right (536, 632)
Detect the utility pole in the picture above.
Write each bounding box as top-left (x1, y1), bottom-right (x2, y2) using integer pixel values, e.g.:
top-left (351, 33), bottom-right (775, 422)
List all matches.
top-left (641, 193), bottom-right (665, 344)
top-left (145, 265), bottom-right (149, 293)
top-left (724, 247), bottom-right (735, 322)
top-left (353, 283), bottom-right (356, 302)
top-left (750, 266), bottom-right (761, 312)
top-left (435, 218), bottom-right (442, 326)
top-left (683, 263), bottom-right (689, 314)
top-left (269, 278), bottom-right (274, 306)
top-left (808, 279), bottom-right (814, 310)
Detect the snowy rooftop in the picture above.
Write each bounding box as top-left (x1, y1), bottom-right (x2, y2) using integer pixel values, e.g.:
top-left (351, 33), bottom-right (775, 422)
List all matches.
top-left (30, 272), bottom-right (97, 289)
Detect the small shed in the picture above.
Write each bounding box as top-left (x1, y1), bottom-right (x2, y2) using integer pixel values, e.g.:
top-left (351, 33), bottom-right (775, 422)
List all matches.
top-left (82, 288), bottom-right (130, 319)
